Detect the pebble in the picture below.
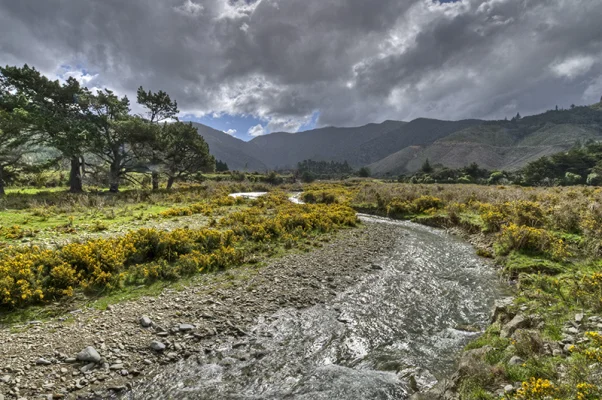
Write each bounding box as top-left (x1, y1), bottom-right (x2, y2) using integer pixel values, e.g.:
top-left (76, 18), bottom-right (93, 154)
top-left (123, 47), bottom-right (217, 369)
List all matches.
top-left (76, 346), bottom-right (101, 363)
top-left (508, 356), bottom-right (524, 366)
top-left (179, 324), bottom-right (195, 332)
top-left (36, 358), bottom-right (51, 366)
top-left (140, 316), bottom-right (153, 328)
top-left (150, 341), bottom-right (166, 352)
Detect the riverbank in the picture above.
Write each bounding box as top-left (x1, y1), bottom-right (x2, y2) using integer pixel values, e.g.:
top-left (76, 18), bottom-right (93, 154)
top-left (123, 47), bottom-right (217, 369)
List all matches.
top-left (0, 221), bottom-right (399, 400)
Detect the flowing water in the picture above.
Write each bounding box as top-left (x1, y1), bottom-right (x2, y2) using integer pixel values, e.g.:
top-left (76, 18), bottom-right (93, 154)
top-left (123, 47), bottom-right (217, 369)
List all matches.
top-left (126, 215), bottom-right (504, 399)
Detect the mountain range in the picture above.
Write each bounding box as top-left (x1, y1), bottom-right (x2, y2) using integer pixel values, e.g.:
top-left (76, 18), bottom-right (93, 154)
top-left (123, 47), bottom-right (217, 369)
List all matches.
top-left (191, 102), bottom-right (602, 175)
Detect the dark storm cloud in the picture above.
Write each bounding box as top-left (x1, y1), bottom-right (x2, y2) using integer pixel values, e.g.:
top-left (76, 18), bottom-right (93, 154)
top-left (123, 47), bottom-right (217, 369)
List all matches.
top-left (1, 0), bottom-right (601, 132)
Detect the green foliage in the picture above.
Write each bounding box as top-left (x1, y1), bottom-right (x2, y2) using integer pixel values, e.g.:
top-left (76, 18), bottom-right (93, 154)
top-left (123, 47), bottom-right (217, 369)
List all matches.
top-left (216, 160), bottom-right (229, 172)
top-left (358, 166), bottom-right (371, 177)
top-left (297, 159), bottom-right (353, 180)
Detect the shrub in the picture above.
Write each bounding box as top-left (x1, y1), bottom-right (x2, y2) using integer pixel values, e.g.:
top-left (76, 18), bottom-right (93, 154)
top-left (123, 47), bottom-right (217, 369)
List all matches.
top-left (496, 223), bottom-right (570, 261)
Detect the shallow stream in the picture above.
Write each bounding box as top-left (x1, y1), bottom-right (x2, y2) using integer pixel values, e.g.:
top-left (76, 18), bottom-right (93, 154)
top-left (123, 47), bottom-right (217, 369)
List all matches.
top-left (126, 214), bottom-right (503, 399)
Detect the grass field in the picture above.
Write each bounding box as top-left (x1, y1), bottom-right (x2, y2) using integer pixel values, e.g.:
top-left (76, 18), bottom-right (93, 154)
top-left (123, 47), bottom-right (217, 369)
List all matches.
top-left (2, 180), bottom-right (602, 398)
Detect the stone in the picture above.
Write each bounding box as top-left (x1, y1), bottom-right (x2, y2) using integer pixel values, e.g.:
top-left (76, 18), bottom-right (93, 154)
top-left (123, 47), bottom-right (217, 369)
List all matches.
top-left (140, 316), bottom-right (153, 328)
top-left (109, 364), bottom-right (124, 370)
top-left (501, 314), bottom-right (529, 338)
top-left (76, 346), bottom-right (101, 363)
top-left (575, 313), bottom-right (584, 323)
top-left (504, 384), bottom-right (515, 393)
top-left (36, 358), bottom-right (51, 366)
top-left (80, 363), bottom-right (96, 373)
top-left (0, 375), bottom-right (10, 383)
top-left (150, 341), bottom-right (166, 352)
top-left (178, 324), bottom-right (195, 332)
top-left (508, 356), bottom-right (524, 366)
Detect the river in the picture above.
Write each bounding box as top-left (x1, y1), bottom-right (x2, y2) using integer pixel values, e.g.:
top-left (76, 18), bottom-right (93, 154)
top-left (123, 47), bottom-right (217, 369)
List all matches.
top-left (124, 214), bottom-right (503, 399)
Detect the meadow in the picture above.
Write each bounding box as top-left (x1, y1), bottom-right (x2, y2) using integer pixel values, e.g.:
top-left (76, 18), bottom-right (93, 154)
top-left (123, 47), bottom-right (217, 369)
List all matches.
top-left (2, 179), bottom-right (602, 398)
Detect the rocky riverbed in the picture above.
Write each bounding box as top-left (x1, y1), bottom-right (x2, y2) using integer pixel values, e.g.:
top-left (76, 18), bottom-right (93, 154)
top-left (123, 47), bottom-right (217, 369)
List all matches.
top-left (0, 221), bottom-right (399, 400)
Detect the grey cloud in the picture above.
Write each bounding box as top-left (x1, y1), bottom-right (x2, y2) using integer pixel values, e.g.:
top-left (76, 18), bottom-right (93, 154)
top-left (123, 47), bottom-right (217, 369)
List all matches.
top-left (1, 0), bottom-right (601, 133)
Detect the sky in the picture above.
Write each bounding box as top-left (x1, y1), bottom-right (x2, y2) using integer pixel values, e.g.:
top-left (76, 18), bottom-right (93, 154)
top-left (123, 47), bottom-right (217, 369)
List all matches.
top-left (1, 0), bottom-right (601, 141)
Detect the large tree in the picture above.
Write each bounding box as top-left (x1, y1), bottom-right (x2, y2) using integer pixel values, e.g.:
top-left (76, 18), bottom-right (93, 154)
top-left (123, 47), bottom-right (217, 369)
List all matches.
top-left (88, 89), bottom-right (148, 193)
top-left (0, 84), bottom-right (31, 195)
top-left (158, 122), bottom-right (215, 189)
top-left (0, 65), bottom-right (91, 193)
top-left (136, 86), bottom-right (179, 190)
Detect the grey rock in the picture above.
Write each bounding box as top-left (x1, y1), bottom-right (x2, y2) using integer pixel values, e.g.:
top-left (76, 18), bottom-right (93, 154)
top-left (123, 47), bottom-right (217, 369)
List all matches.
top-left (1, 375), bottom-right (11, 383)
top-left (76, 346), bottom-right (101, 363)
top-left (504, 384), bottom-right (514, 393)
top-left (150, 341), bottom-right (166, 352)
top-left (575, 313), bottom-right (584, 323)
top-left (508, 356), bottom-right (524, 366)
top-left (109, 364), bottom-right (124, 370)
top-left (566, 326), bottom-right (579, 334)
top-left (140, 316), bottom-right (153, 328)
top-left (36, 358), bottom-right (51, 366)
top-left (179, 324), bottom-right (195, 332)
top-left (501, 314), bottom-right (529, 338)
top-left (120, 370), bottom-right (129, 376)
top-left (80, 362), bottom-right (96, 373)
top-left (65, 357), bottom-right (77, 363)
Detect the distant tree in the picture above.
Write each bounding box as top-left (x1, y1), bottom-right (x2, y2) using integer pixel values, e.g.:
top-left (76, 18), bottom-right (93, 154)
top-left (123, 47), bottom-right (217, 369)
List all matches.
top-left (570, 104), bottom-right (576, 109)
top-left (587, 173), bottom-right (602, 186)
top-left (297, 159), bottom-right (353, 179)
top-left (300, 170), bottom-right (316, 183)
top-left (136, 86), bottom-right (179, 190)
top-left (358, 166), bottom-right (371, 177)
top-left (555, 105), bottom-right (559, 111)
top-left (421, 158), bottom-right (433, 173)
top-left (216, 160), bottom-right (229, 172)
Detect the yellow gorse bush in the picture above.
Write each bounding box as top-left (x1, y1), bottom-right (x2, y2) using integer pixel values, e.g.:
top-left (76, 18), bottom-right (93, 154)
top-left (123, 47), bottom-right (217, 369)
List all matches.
top-left (497, 223), bottom-right (570, 261)
top-left (511, 378), bottom-right (557, 399)
top-left (0, 193), bottom-right (357, 309)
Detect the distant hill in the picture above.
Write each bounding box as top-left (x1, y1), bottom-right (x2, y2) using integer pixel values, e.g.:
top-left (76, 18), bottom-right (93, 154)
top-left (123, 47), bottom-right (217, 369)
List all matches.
top-left (189, 103), bottom-right (602, 175)
top-left (188, 123), bottom-right (266, 171)
top-left (369, 104), bottom-right (602, 175)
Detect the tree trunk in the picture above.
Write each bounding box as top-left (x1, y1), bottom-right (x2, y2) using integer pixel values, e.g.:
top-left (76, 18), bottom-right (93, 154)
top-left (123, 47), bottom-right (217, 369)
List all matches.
top-left (0, 167), bottom-right (5, 196)
top-left (166, 176), bottom-right (175, 190)
top-left (109, 161), bottom-right (120, 193)
top-left (152, 172), bottom-right (160, 191)
top-left (69, 156), bottom-right (83, 193)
